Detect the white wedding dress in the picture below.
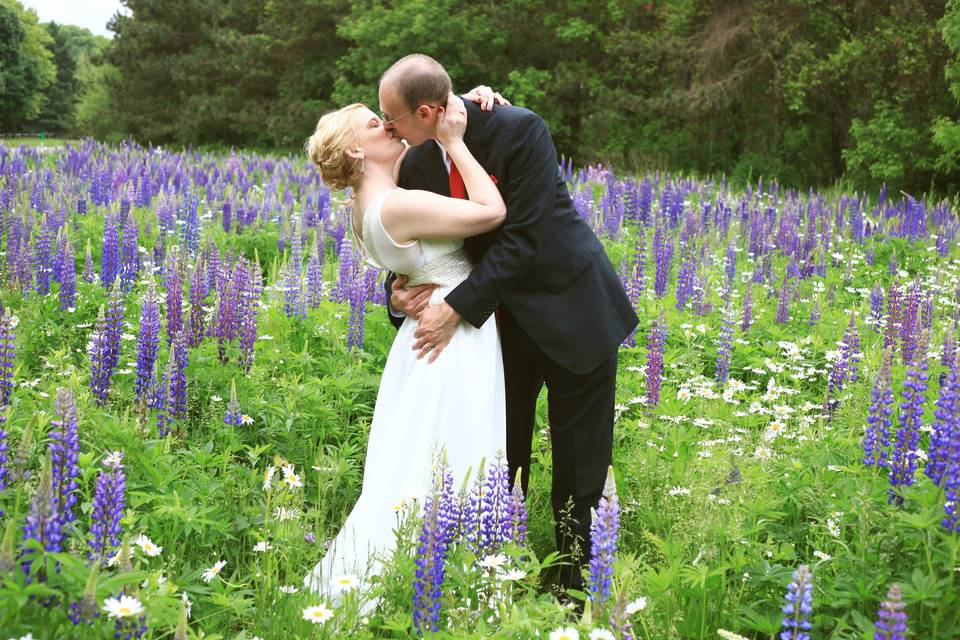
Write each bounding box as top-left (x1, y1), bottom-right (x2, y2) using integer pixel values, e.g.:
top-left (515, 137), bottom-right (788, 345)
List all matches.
top-left (304, 188), bottom-right (505, 600)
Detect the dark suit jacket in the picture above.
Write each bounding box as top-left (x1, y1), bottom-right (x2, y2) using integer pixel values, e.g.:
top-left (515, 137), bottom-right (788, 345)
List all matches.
top-left (392, 101), bottom-right (638, 374)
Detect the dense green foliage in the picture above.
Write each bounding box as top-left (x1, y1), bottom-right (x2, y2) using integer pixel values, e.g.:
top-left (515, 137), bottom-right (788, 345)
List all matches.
top-left (6, 1), bottom-right (960, 191)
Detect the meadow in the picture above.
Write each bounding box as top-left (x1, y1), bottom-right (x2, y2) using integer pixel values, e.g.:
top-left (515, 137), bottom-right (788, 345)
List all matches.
top-left (0, 139), bottom-right (958, 640)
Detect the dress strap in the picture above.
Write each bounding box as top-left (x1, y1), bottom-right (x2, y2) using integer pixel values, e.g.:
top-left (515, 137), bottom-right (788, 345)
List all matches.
top-left (354, 188), bottom-right (400, 270)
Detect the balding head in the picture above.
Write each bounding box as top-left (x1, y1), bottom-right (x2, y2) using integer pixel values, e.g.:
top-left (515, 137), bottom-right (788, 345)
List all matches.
top-left (380, 54), bottom-right (452, 111)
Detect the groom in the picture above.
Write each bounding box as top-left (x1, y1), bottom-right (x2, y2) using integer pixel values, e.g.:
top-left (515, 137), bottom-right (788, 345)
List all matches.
top-left (379, 54), bottom-right (638, 593)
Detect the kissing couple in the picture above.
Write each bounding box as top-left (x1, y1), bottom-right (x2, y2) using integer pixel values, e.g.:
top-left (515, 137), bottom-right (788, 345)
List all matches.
top-left (302, 54), bottom-right (638, 606)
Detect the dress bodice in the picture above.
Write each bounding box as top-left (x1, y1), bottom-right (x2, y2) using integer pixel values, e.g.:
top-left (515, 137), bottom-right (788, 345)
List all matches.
top-left (354, 188), bottom-right (474, 288)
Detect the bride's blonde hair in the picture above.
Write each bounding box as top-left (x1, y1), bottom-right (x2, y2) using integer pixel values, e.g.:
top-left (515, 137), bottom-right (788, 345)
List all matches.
top-left (304, 103), bottom-right (365, 191)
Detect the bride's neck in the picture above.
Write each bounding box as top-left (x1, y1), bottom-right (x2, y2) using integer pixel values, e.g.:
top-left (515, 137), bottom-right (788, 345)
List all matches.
top-left (355, 165), bottom-right (396, 200)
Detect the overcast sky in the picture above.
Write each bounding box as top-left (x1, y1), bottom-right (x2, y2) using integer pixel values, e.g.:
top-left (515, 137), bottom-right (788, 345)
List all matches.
top-left (19, 0), bottom-right (127, 38)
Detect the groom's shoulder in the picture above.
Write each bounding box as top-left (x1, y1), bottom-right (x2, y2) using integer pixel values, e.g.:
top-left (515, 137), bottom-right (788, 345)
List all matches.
top-left (467, 101), bottom-right (545, 132)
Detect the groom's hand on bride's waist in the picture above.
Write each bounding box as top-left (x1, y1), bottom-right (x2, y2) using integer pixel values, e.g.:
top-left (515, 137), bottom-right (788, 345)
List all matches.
top-left (391, 275), bottom-right (437, 319)
top-left (413, 302), bottom-right (461, 363)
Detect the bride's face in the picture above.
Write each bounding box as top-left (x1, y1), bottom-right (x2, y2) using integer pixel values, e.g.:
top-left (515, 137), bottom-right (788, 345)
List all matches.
top-left (351, 107), bottom-right (405, 168)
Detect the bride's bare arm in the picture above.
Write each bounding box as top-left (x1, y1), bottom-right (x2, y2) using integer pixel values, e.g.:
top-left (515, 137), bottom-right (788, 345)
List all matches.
top-left (379, 187), bottom-right (505, 244)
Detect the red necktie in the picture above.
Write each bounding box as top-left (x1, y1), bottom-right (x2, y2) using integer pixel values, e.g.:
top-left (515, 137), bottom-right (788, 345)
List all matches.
top-left (449, 158), bottom-right (466, 199)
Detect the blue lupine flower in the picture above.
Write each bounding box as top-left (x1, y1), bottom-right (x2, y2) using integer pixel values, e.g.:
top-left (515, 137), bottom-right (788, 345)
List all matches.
top-left (59, 235), bottom-right (76, 310)
top-left (780, 564), bottom-right (813, 640)
top-left (412, 456), bottom-right (456, 635)
top-left (874, 583), bottom-right (907, 640)
top-left (89, 451), bottom-right (126, 564)
top-left (864, 348), bottom-right (895, 468)
top-left (888, 331), bottom-right (930, 504)
top-left (21, 459), bottom-right (65, 578)
top-left (165, 254), bottom-right (183, 345)
top-left (477, 451), bottom-right (511, 556)
top-left (100, 214), bottom-right (120, 288)
top-left (715, 300), bottom-right (735, 384)
top-left (134, 279), bottom-right (161, 404)
top-left (926, 350), bottom-right (957, 487)
top-left (49, 388), bottom-right (80, 526)
top-left (224, 379), bottom-right (242, 427)
top-left (646, 316), bottom-right (666, 407)
top-left (588, 466), bottom-right (620, 614)
top-left (0, 312), bottom-right (15, 406)
top-left (169, 329), bottom-right (189, 420)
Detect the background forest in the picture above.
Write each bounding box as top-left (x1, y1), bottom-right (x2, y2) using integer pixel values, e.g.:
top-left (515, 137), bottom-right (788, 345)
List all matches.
top-left (5, 0), bottom-right (960, 197)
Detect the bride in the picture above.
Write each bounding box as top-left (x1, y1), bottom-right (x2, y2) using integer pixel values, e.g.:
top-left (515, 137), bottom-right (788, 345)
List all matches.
top-left (302, 92), bottom-right (507, 600)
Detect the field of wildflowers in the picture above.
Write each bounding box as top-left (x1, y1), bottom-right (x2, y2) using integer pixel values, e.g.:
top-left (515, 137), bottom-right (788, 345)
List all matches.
top-left (0, 140), bottom-right (958, 639)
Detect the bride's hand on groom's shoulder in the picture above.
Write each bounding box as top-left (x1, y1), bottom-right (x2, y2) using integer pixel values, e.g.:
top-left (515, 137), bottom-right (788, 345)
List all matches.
top-left (463, 85), bottom-right (511, 111)
top-left (436, 94), bottom-right (467, 146)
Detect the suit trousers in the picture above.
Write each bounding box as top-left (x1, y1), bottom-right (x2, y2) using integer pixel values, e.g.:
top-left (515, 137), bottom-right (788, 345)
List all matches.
top-left (498, 308), bottom-right (617, 592)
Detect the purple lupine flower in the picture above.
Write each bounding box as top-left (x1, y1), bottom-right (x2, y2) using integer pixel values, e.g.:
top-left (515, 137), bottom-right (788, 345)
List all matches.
top-left (808, 300), bottom-right (820, 327)
top-left (347, 269), bottom-right (375, 350)
top-left (652, 226), bottom-right (672, 298)
top-left (741, 282), bottom-right (753, 332)
top-left (874, 583), bottom-right (907, 640)
top-left (169, 329), bottom-right (188, 419)
top-left (888, 331), bottom-right (930, 504)
top-left (240, 258), bottom-right (261, 372)
top-left (165, 255), bottom-right (183, 345)
top-left (187, 256), bottom-right (209, 348)
top-left (899, 282), bottom-right (920, 364)
top-left (942, 325), bottom-right (958, 387)
top-left (506, 468), bottom-right (528, 546)
top-left (477, 452), bottom-right (511, 556)
top-left (943, 390), bottom-right (960, 531)
top-left (82, 239), bottom-right (96, 283)
top-left (926, 350), bottom-right (958, 487)
top-left (776, 273), bottom-right (791, 324)
top-left (21, 459), bottom-right (65, 578)
top-left (846, 315), bottom-right (862, 383)
top-left (134, 279), bottom-right (161, 404)
top-left (89, 451), bottom-right (126, 564)
top-left (780, 564), bottom-right (813, 640)
top-left (412, 457), bottom-right (456, 635)
top-left (675, 244), bottom-right (697, 310)
top-left (869, 285), bottom-right (885, 330)
top-left (588, 466), bottom-right (619, 615)
top-left (49, 388), bottom-right (80, 527)
top-left (0, 312), bottom-right (15, 406)
top-left (100, 214), bottom-right (120, 288)
top-left (608, 591), bottom-right (636, 640)
top-left (334, 236), bottom-right (353, 303)
top-left (119, 216), bottom-right (140, 292)
top-left (0, 411), bottom-right (8, 497)
top-left (864, 348), bottom-right (896, 468)
top-left (34, 219), bottom-right (52, 295)
top-left (214, 277), bottom-right (239, 363)
top-left (59, 235), bottom-right (76, 310)
top-left (306, 236), bottom-right (325, 308)
top-left (715, 301), bottom-right (735, 384)
top-left (645, 315), bottom-right (666, 407)
top-left (90, 281), bottom-right (125, 406)
top-left (222, 201), bottom-right (232, 233)
top-left (224, 379), bottom-right (241, 427)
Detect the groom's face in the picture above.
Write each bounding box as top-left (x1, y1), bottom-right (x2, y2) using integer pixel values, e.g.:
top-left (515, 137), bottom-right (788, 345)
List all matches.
top-left (379, 84), bottom-right (435, 147)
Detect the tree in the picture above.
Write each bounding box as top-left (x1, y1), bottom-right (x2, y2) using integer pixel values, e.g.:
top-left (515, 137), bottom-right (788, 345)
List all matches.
top-left (0, 0), bottom-right (55, 131)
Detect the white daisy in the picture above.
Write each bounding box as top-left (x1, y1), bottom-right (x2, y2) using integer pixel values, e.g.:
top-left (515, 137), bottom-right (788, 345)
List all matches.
top-left (279, 585), bottom-right (299, 594)
top-left (201, 559), bottom-right (227, 583)
top-left (253, 541), bottom-right (273, 553)
top-left (240, 414), bottom-right (254, 425)
top-left (498, 568), bottom-right (527, 581)
top-left (588, 629), bottom-right (616, 640)
top-left (102, 594), bottom-right (144, 618)
top-left (668, 486), bottom-right (691, 497)
top-left (477, 553), bottom-right (509, 570)
top-left (262, 465), bottom-right (276, 490)
top-left (625, 596), bottom-right (648, 614)
top-left (717, 629), bottom-right (750, 640)
top-left (331, 574), bottom-right (359, 593)
top-left (303, 603), bottom-right (334, 624)
top-left (135, 534), bottom-right (162, 557)
top-left (549, 627), bottom-right (579, 640)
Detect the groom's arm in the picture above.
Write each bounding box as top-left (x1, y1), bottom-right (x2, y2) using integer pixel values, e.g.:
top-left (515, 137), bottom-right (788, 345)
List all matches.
top-left (443, 114), bottom-right (552, 328)
top-left (384, 272), bottom-right (405, 330)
